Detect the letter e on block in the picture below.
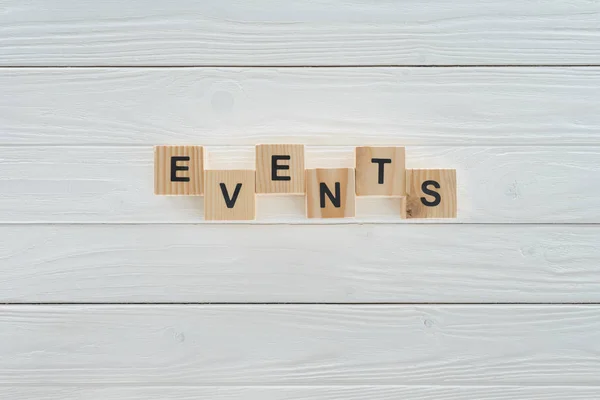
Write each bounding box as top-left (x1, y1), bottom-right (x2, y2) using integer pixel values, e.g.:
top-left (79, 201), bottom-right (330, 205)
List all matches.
top-left (154, 145), bottom-right (204, 195)
top-left (205, 170), bottom-right (256, 220)
top-left (306, 168), bottom-right (355, 218)
top-left (406, 169), bottom-right (457, 218)
top-left (256, 144), bottom-right (305, 194)
top-left (355, 146), bottom-right (406, 196)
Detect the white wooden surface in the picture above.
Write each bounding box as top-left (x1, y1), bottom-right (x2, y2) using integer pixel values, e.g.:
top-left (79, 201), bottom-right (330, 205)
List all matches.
top-left (2, 0), bottom-right (600, 398)
top-left (2, 67), bottom-right (600, 145)
top-left (1, 145), bottom-right (598, 223)
top-left (1, 305), bottom-right (600, 386)
top-left (1, 225), bottom-right (599, 303)
top-left (5, 386), bottom-right (600, 400)
top-left (1, 0), bottom-right (599, 66)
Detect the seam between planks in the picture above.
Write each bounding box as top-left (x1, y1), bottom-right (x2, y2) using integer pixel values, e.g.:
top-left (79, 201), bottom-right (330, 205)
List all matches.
top-left (4, 144), bottom-right (600, 148)
top-left (2, 64), bottom-right (600, 68)
top-left (4, 303), bottom-right (600, 306)
top-left (1, 222), bottom-right (600, 226)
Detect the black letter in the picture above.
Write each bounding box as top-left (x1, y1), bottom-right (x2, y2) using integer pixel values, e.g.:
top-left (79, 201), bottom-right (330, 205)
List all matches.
top-left (271, 155), bottom-right (291, 181)
top-left (171, 156), bottom-right (190, 182)
top-left (371, 158), bottom-right (392, 184)
top-left (320, 182), bottom-right (341, 208)
top-left (220, 183), bottom-right (243, 208)
top-left (421, 180), bottom-right (441, 207)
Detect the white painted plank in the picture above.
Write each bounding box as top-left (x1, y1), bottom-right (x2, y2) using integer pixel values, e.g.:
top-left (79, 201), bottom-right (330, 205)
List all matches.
top-left (1, 224), bottom-right (599, 303)
top-left (1, 305), bottom-right (600, 385)
top-left (1, 0), bottom-right (599, 66)
top-left (4, 386), bottom-right (600, 400)
top-left (0, 145), bottom-right (598, 223)
top-left (2, 67), bottom-right (600, 145)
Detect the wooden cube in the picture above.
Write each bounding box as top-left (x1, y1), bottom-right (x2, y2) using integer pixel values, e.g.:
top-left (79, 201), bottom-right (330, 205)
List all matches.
top-left (154, 145), bottom-right (204, 195)
top-left (204, 170), bottom-right (256, 221)
top-left (406, 169), bottom-right (457, 219)
top-left (306, 168), bottom-right (355, 218)
top-left (399, 196), bottom-right (408, 219)
top-left (355, 146), bottom-right (406, 196)
top-left (256, 144), bottom-right (305, 194)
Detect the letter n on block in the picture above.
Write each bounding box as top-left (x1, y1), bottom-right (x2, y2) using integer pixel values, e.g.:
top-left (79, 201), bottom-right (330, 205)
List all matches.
top-left (255, 144), bottom-right (305, 194)
top-left (306, 168), bottom-right (355, 218)
top-left (204, 170), bottom-right (256, 221)
top-left (154, 145), bottom-right (204, 195)
top-left (406, 169), bottom-right (457, 218)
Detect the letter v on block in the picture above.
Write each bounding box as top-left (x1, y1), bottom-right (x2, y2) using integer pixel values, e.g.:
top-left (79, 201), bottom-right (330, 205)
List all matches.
top-left (219, 183), bottom-right (243, 208)
top-left (205, 170), bottom-right (256, 220)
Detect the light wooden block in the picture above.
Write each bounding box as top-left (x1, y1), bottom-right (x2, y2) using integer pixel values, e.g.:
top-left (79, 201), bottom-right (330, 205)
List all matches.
top-left (256, 144), bottom-right (305, 194)
top-left (406, 169), bottom-right (457, 219)
top-left (306, 168), bottom-right (355, 219)
top-left (154, 145), bottom-right (203, 195)
top-left (355, 146), bottom-right (406, 196)
top-left (204, 170), bottom-right (256, 221)
top-left (399, 196), bottom-right (408, 219)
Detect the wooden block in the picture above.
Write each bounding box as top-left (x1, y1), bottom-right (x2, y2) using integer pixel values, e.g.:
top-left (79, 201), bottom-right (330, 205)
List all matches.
top-left (204, 170), bottom-right (256, 221)
top-left (154, 145), bottom-right (203, 195)
top-left (355, 146), bottom-right (406, 196)
top-left (399, 196), bottom-right (407, 219)
top-left (256, 144), bottom-right (305, 194)
top-left (306, 168), bottom-right (355, 219)
top-left (406, 169), bottom-right (457, 219)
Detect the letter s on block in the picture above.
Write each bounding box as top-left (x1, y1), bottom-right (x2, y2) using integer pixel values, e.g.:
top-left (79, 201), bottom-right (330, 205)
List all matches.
top-left (420, 180), bottom-right (441, 207)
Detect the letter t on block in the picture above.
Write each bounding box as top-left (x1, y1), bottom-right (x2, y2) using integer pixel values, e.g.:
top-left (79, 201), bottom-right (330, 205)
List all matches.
top-left (154, 145), bottom-right (204, 195)
top-left (306, 168), bottom-right (356, 218)
top-left (255, 144), bottom-right (305, 194)
top-left (355, 146), bottom-right (406, 196)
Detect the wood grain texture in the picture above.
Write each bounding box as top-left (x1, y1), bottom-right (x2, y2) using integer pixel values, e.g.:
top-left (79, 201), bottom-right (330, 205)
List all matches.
top-left (0, 145), bottom-right (598, 223)
top-left (2, 67), bottom-right (600, 145)
top-left (256, 144), bottom-right (305, 194)
top-left (5, 386), bottom-right (600, 400)
top-left (399, 196), bottom-right (407, 219)
top-left (1, 224), bottom-right (600, 303)
top-left (1, 305), bottom-right (600, 385)
top-left (355, 147), bottom-right (406, 196)
top-left (306, 168), bottom-right (355, 218)
top-left (3, 1), bottom-right (600, 393)
top-left (1, 0), bottom-right (599, 66)
top-left (204, 170), bottom-right (256, 220)
top-left (154, 145), bottom-right (203, 195)
top-left (406, 169), bottom-right (457, 219)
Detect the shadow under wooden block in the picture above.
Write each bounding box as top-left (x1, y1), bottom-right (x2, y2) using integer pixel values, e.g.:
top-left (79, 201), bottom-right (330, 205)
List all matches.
top-left (355, 196), bottom-right (406, 221)
top-left (306, 168), bottom-right (356, 219)
top-left (256, 144), bottom-right (305, 194)
top-left (355, 146), bottom-right (406, 196)
top-left (154, 145), bottom-right (204, 195)
top-left (204, 170), bottom-right (256, 221)
top-left (256, 195), bottom-right (306, 221)
top-left (406, 169), bottom-right (457, 219)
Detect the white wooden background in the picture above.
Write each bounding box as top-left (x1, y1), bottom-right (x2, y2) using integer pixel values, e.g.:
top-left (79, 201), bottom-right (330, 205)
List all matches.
top-left (1, 1), bottom-right (600, 398)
